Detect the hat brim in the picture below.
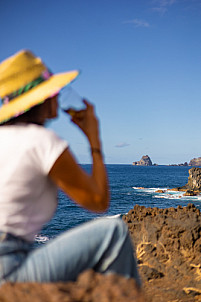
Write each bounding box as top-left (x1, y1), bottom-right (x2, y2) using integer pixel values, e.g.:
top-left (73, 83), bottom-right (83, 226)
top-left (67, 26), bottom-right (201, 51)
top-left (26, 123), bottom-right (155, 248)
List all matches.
top-left (0, 70), bottom-right (80, 124)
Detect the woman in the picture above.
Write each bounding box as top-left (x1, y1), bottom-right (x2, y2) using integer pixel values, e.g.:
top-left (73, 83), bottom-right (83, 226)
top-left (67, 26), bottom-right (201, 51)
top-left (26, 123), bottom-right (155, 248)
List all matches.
top-left (0, 50), bottom-right (141, 286)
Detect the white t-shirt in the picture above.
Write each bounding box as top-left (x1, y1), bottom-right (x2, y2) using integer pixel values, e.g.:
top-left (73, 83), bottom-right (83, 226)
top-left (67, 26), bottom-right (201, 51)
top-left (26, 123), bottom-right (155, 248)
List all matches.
top-left (0, 124), bottom-right (68, 242)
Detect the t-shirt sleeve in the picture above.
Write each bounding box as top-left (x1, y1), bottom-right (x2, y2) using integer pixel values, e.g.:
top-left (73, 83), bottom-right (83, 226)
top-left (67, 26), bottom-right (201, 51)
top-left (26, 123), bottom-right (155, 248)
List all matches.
top-left (32, 127), bottom-right (68, 174)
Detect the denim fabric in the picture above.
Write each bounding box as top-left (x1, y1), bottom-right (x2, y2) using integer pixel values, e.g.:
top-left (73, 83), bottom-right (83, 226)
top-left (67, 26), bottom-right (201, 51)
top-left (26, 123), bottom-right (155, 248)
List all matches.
top-left (0, 232), bottom-right (33, 285)
top-left (0, 218), bottom-right (141, 286)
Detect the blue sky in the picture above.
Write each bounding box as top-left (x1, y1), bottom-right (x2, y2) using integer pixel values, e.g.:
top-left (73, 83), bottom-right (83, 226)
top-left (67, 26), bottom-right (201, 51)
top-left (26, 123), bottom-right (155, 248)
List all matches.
top-left (0, 0), bottom-right (201, 164)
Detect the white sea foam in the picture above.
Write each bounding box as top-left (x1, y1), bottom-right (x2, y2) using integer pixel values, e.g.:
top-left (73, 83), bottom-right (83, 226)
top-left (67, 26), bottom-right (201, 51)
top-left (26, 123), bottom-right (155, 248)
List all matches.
top-left (132, 187), bottom-right (167, 193)
top-left (133, 186), bottom-right (201, 201)
top-left (35, 235), bottom-right (50, 243)
top-left (154, 194), bottom-right (183, 200)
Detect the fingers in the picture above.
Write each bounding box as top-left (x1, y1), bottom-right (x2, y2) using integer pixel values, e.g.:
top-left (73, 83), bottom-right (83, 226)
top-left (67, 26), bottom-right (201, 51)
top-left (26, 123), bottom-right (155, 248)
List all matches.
top-left (70, 100), bottom-right (95, 123)
top-left (70, 101), bottom-right (98, 140)
top-left (68, 109), bottom-right (85, 119)
top-left (83, 99), bottom-right (95, 113)
top-left (67, 100), bottom-right (94, 119)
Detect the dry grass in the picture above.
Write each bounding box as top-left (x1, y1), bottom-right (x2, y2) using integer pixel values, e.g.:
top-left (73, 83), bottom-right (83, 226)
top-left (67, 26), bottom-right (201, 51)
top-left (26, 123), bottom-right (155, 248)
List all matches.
top-left (136, 239), bottom-right (171, 265)
top-left (183, 287), bottom-right (201, 295)
top-left (136, 241), bottom-right (152, 260)
top-left (157, 241), bottom-right (171, 264)
top-left (190, 264), bottom-right (201, 281)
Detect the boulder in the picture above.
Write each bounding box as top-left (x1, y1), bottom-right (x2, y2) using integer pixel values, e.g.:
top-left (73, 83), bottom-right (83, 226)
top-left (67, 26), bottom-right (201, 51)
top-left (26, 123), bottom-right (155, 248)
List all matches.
top-left (155, 190), bottom-right (165, 193)
top-left (183, 190), bottom-right (199, 196)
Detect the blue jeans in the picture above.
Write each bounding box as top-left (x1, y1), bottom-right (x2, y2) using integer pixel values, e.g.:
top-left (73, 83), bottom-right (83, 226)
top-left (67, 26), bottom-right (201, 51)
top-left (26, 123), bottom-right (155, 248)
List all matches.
top-left (0, 218), bottom-right (141, 286)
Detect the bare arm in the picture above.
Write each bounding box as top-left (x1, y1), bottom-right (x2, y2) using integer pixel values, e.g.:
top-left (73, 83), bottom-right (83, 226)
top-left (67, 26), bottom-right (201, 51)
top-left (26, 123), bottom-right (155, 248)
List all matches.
top-left (49, 100), bottom-right (110, 212)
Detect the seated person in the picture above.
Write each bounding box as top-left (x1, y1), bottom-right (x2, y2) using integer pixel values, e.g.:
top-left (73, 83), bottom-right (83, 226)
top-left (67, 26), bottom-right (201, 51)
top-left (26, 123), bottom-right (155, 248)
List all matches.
top-left (0, 50), bottom-right (141, 288)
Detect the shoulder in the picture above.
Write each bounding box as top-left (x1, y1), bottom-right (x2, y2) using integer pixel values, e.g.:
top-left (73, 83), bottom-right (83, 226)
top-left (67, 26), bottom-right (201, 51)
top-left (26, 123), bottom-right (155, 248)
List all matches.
top-left (27, 124), bottom-right (68, 149)
top-left (0, 124), bottom-right (68, 174)
top-left (0, 124), bottom-right (68, 151)
top-left (27, 124), bottom-right (61, 139)
top-left (0, 123), bottom-right (52, 137)
top-left (11, 124), bottom-right (66, 143)
top-left (23, 125), bottom-right (68, 174)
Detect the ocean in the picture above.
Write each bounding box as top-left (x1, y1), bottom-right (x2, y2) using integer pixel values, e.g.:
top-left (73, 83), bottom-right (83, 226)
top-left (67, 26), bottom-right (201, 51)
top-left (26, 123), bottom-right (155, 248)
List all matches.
top-left (35, 165), bottom-right (201, 244)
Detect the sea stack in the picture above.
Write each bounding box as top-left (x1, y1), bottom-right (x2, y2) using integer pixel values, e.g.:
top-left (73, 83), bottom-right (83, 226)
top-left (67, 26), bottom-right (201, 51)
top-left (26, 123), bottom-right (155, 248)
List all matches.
top-left (133, 155), bottom-right (152, 166)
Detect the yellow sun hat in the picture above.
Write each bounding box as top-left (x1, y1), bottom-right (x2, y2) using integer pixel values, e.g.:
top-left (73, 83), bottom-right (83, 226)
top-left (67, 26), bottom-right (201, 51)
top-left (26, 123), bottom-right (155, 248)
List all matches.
top-left (0, 50), bottom-right (80, 124)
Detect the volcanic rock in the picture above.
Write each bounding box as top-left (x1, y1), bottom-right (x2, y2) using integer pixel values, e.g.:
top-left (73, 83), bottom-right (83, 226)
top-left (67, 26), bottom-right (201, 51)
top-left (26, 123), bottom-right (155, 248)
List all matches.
top-left (187, 167), bottom-right (201, 190)
top-left (123, 203), bottom-right (201, 301)
top-left (133, 155), bottom-right (152, 166)
top-left (0, 270), bottom-right (144, 302)
top-left (183, 190), bottom-right (198, 196)
top-left (189, 157), bottom-right (201, 166)
top-left (174, 167), bottom-right (201, 193)
top-left (155, 189), bottom-right (165, 193)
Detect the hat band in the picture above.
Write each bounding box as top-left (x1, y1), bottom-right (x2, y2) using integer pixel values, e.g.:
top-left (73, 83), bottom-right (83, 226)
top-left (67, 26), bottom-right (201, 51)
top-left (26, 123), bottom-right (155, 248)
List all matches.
top-left (2, 69), bottom-right (53, 105)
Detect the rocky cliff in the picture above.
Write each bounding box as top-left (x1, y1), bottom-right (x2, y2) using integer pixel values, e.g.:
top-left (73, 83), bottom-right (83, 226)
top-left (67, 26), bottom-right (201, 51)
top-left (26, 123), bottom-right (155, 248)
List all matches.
top-left (173, 167), bottom-right (201, 195)
top-left (133, 155), bottom-right (152, 166)
top-left (123, 203), bottom-right (201, 301)
top-left (187, 167), bottom-right (201, 190)
top-left (189, 157), bottom-right (201, 166)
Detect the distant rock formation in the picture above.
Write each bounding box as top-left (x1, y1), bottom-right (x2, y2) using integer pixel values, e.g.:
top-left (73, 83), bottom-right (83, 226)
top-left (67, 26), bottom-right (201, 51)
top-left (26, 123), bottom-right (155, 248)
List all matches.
top-left (133, 155), bottom-right (152, 166)
top-left (168, 162), bottom-right (188, 167)
top-left (189, 157), bottom-right (201, 166)
top-left (172, 167), bottom-right (201, 195)
top-left (170, 157), bottom-right (201, 166)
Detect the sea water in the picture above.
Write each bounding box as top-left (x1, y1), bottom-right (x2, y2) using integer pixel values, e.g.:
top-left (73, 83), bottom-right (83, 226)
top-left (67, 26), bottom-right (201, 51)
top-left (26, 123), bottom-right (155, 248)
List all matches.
top-left (36, 165), bottom-right (201, 244)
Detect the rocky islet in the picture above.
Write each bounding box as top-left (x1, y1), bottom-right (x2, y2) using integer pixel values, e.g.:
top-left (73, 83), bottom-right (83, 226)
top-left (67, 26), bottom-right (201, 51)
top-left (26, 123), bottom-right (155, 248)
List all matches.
top-left (133, 155), bottom-right (153, 166)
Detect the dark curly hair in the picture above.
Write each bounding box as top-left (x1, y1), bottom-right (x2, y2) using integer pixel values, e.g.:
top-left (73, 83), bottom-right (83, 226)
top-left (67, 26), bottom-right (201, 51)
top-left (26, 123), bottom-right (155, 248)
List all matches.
top-left (0, 98), bottom-right (51, 126)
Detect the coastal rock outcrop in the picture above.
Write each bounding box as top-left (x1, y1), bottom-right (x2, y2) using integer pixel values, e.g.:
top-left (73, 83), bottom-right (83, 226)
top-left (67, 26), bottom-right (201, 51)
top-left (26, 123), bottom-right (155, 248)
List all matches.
top-left (133, 155), bottom-right (152, 166)
top-left (189, 157), bottom-right (201, 166)
top-left (187, 167), bottom-right (201, 190)
top-left (173, 167), bottom-right (201, 194)
top-left (123, 203), bottom-right (201, 301)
